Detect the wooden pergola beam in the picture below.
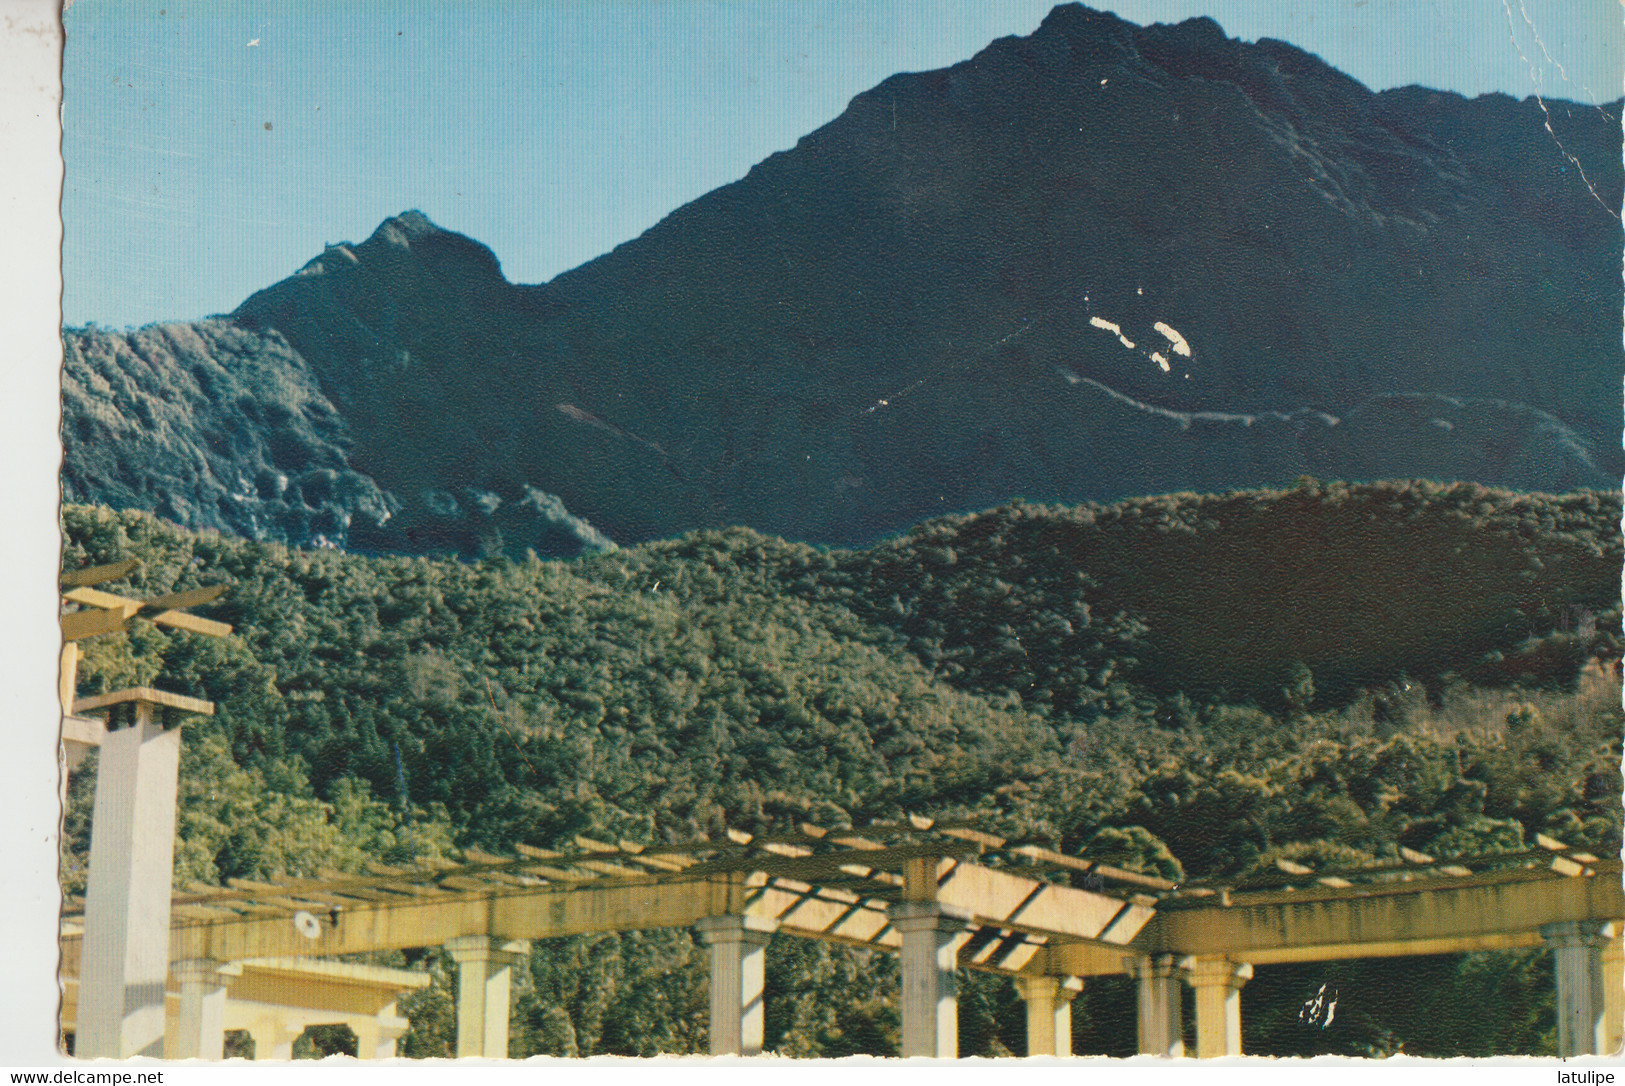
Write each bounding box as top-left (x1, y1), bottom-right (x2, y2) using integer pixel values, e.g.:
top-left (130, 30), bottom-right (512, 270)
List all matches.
top-left (1048, 861), bottom-right (1625, 973)
top-left (60, 559), bottom-right (139, 589)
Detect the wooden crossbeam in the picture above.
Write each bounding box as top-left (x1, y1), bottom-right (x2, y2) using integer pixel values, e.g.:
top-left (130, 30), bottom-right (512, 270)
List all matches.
top-left (152, 610), bottom-right (232, 637)
top-left (61, 560), bottom-right (139, 589)
top-left (439, 875), bottom-right (497, 892)
top-left (227, 877), bottom-right (291, 894)
top-left (940, 826), bottom-right (1006, 849)
top-left (960, 926), bottom-right (1002, 965)
top-left (62, 586), bottom-right (143, 612)
top-left (172, 903), bottom-right (243, 921)
top-left (1550, 855), bottom-right (1590, 878)
top-left (141, 584), bottom-right (228, 612)
top-left (759, 841), bottom-right (814, 859)
top-left (579, 859), bottom-right (647, 878)
top-left (61, 607), bottom-right (138, 642)
top-left (521, 864), bottom-right (595, 883)
top-left (60, 578), bottom-right (230, 643)
top-left (72, 687), bottom-right (214, 717)
top-left (460, 848), bottom-right (513, 865)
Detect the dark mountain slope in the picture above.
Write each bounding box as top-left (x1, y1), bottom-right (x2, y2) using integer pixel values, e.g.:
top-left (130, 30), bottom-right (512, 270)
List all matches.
top-left (68, 5), bottom-right (1621, 553)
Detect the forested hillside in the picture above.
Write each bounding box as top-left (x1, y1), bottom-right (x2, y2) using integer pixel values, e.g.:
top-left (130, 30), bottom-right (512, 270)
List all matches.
top-left (60, 481), bottom-right (1622, 1057)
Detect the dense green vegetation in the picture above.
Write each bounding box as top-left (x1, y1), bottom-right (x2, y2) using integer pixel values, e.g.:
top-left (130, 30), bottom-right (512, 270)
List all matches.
top-left (60, 480), bottom-right (1621, 1057)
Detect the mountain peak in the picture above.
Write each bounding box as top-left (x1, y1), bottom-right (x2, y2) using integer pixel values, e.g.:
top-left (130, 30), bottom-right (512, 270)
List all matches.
top-left (1034, 3), bottom-right (1135, 37)
top-left (371, 209), bottom-right (444, 243)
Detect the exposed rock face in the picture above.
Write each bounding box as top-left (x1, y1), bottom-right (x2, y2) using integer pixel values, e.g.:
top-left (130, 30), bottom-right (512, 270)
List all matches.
top-left (67, 5), bottom-right (1622, 552)
top-left (61, 317), bottom-right (614, 558)
top-left (62, 320), bottom-right (394, 549)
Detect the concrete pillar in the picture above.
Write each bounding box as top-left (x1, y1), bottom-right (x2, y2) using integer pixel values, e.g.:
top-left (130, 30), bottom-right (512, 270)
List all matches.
top-left (59, 640), bottom-right (78, 715)
top-left (445, 935), bottom-right (530, 1058)
top-left (1014, 975), bottom-right (1082, 1056)
top-left (1185, 957), bottom-right (1251, 1058)
top-left (694, 915), bottom-right (778, 1055)
top-left (1543, 921), bottom-right (1614, 1056)
top-left (352, 1012), bottom-right (411, 1059)
top-left (246, 1016), bottom-right (302, 1060)
top-left (165, 959), bottom-right (237, 1059)
top-left (892, 903), bottom-right (966, 1057)
top-left (1128, 954), bottom-right (1186, 1057)
top-left (75, 705), bottom-right (182, 1059)
top-left (1603, 934), bottom-right (1624, 1055)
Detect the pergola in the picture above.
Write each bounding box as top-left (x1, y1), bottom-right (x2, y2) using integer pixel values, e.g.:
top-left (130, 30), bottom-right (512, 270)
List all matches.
top-left (60, 558), bottom-right (233, 1059)
top-left (61, 957), bottom-right (428, 1059)
top-left (58, 817), bottom-right (1624, 1059)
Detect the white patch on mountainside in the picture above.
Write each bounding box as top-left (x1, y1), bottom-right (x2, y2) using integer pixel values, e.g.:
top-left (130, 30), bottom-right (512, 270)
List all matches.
top-left (1154, 321), bottom-right (1192, 357)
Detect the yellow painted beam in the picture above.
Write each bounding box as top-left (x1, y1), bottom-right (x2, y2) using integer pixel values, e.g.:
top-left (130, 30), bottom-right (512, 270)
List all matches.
top-left (63, 586), bottom-right (143, 612)
top-left (61, 559), bottom-right (138, 589)
top-left (61, 607), bottom-right (136, 642)
top-left (1049, 862), bottom-right (1625, 972)
top-left (151, 611), bottom-right (232, 637)
top-left (141, 585), bottom-right (228, 612)
top-left (938, 862), bottom-right (1153, 945)
top-left (73, 687), bottom-right (215, 717)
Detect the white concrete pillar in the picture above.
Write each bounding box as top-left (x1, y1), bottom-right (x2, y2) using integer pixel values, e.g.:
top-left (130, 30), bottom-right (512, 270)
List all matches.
top-left (247, 1016), bottom-right (302, 1060)
top-left (1128, 954), bottom-right (1186, 1057)
top-left (165, 959), bottom-right (237, 1059)
top-left (76, 705), bottom-right (182, 1059)
top-left (1014, 974), bottom-right (1082, 1056)
top-left (1543, 921), bottom-right (1614, 1056)
top-left (352, 1012), bottom-right (411, 1059)
top-left (892, 903), bottom-right (966, 1057)
top-left (694, 915), bottom-right (778, 1055)
top-left (1185, 957), bottom-right (1251, 1058)
top-left (59, 640), bottom-right (78, 715)
top-left (445, 936), bottom-right (530, 1058)
top-left (1603, 934), bottom-right (1623, 1055)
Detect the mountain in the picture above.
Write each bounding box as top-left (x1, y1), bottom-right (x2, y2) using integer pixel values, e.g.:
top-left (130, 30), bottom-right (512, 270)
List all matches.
top-left (64, 4), bottom-right (1623, 554)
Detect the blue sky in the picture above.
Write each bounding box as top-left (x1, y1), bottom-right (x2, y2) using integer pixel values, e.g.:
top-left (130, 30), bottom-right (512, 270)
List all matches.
top-left (62, 0), bottom-right (1622, 330)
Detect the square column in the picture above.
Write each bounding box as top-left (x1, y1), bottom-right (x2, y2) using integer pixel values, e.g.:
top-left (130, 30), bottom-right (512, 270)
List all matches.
top-left (1604, 934), bottom-right (1623, 1055)
top-left (1014, 975), bottom-right (1082, 1056)
top-left (352, 1012), bottom-right (411, 1059)
top-left (76, 704), bottom-right (184, 1059)
top-left (165, 959), bottom-right (240, 1059)
top-left (1127, 954), bottom-right (1186, 1057)
top-left (694, 915), bottom-right (779, 1055)
top-left (246, 1015), bottom-right (302, 1060)
top-left (892, 903), bottom-right (968, 1058)
top-left (1185, 958), bottom-right (1252, 1058)
top-left (445, 936), bottom-right (530, 1058)
top-left (1543, 921), bottom-right (1614, 1056)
